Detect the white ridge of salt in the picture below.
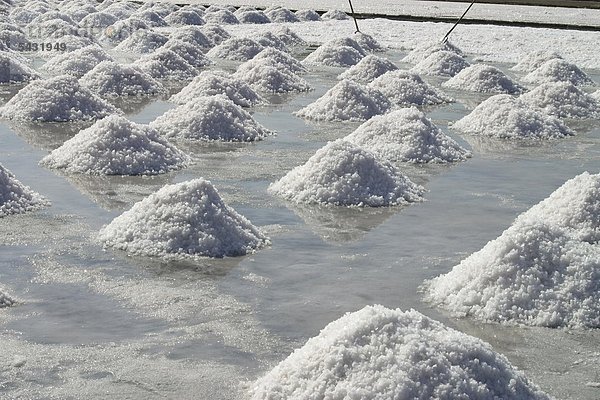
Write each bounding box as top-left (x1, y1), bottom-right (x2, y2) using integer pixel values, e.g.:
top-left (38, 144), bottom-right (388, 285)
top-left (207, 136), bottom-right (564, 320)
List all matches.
top-left (519, 81), bottom-right (600, 119)
top-left (98, 178), bottom-right (270, 258)
top-left (327, 37), bottom-right (368, 57)
top-left (170, 70), bottom-right (262, 107)
top-left (101, 18), bottom-right (150, 44)
top-left (234, 61), bottom-right (311, 94)
top-left (442, 64), bottom-right (525, 94)
top-left (113, 29), bottom-right (168, 54)
top-left (237, 47), bottom-right (307, 75)
top-left (255, 31), bottom-right (289, 52)
top-left (130, 9), bottom-right (167, 27)
top-left (200, 24), bottom-right (231, 46)
top-left (165, 9), bottom-right (205, 26)
top-left (369, 70), bottom-right (454, 106)
top-left (522, 58), bottom-right (594, 86)
top-left (411, 50), bottom-right (470, 77)
top-left (0, 286), bottom-right (16, 308)
top-left (79, 61), bottom-right (165, 97)
top-left (169, 26), bottom-right (214, 52)
top-left (424, 172), bottom-right (600, 328)
top-left (338, 55), bottom-right (398, 84)
top-left (250, 305), bottom-right (552, 400)
top-left (150, 95), bottom-right (272, 141)
top-left (161, 39), bottom-right (212, 69)
top-left (451, 94), bottom-right (574, 139)
top-left (0, 75), bottom-right (118, 122)
top-left (345, 108), bottom-right (471, 163)
top-left (0, 51), bottom-right (40, 83)
top-left (295, 79), bottom-right (390, 122)
top-left (295, 9), bottom-right (320, 21)
top-left (78, 11), bottom-right (117, 29)
top-left (321, 9), bottom-right (349, 20)
top-left (40, 114), bottom-right (189, 175)
top-left (236, 10), bottom-right (270, 24)
top-left (0, 163), bottom-right (49, 217)
top-left (10, 8), bottom-right (40, 24)
top-left (353, 32), bottom-right (384, 52)
top-left (133, 48), bottom-right (199, 81)
top-left (511, 50), bottom-right (563, 72)
top-left (272, 26), bottom-right (307, 47)
top-left (269, 139), bottom-right (424, 207)
top-left (265, 7), bottom-right (299, 23)
top-left (41, 45), bottom-right (113, 78)
top-left (206, 37), bottom-right (264, 62)
top-left (101, 3), bottom-right (135, 19)
top-left (204, 9), bottom-right (239, 25)
top-left (28, 11), bottom-right (76, 26)
top-left (302, 44), bottom-right (364, 68)
top-left (403, 40), bottom-right (464, 64)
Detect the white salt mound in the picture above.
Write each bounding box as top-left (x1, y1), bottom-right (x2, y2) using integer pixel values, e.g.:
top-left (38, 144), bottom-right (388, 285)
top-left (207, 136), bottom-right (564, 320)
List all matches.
top-left (42, 45), bottom-right (112, 78)
top-left (79, 61), bottom-right (165, 97)
top-left (442, 64), bottom-right (525, 94)
top-left (134, 48), bottom-right (198, 81)
top-left (0, 75), bottom-right (117, 122)
top-left (238, 47), bottom-right (307, 75)
top-left (452, 94), bottom-right (573, 139)
top-left (204, 9), bottom-right (239, 25)
top-left (161, 39), bottom-right (212, 68)
top-left (295, 9), bottom-right (320, 21)
top-left (206, 37), bottom-right (264, 62)
top-left (0, 51), bottom-right (40, 83)
top-left (522, 59), bottom-right (594, 86)
top-left (201, 24), bottom-right (231, 46)
top-left (411, 50), bottom-right (470, 77)
top-left (327, 37), bottom-right (368, 57)
top-left (345, 108), bottom-right (471, 163)
top-left (0, 286), bottom-right (16, 308)
top-left (165, 9), bottom-right (205, 26)
top-left (130, 10), bottom-right (167, 27)
top-left (150, 95), bottom-right (272, 142)
top-left (265, 7), bottom-right (299, 23)
top-left (79, 11), bottom-right (118, 29)
top-left (170, 70), bottom-right (262, 107)
top-left (236, 10), bottom-right (270, 24)
top-left (403, 40), bottom-right (464, 64)
top-left (353, 32), bottom-right (384, 52)
top-left (235, 63), bottom-right (311, 94)
top-left (321, 9), bottom-right (348, 20)
top-left (169, 26), bottom-right (213, 53)
top-left (99, 178), bottom-right (269, 258)
top-left (592, 90), bottom-right (600, 101)
top-left (101, 18), bottom-right (150, 43)
top-left (519, 82), bottom-right (600, 119)
top-left (40, 114), bottom-right (188, 175)
top-left (338, 55), bottom-right (398, 84)
top-left (511, 50), bottom-right (563, 72)
top-left (424, 172), bottom-right (600, 328)
top-left (296, 79), bottom-right (390, 122)
top-left (303, 44), bottom-right (364, 68)
top-left (369, 70), bottom-right (453, 106)
top-left (0, 163), bottom-right (49, 217)
top-left (272, 26), bottom-right (306, 47)
top-left (269, 139), bottom-right (424, 207)
top-left (113, 29), bottom-right (168, 54)
top-left (250, 305), bottom-right (551, 400)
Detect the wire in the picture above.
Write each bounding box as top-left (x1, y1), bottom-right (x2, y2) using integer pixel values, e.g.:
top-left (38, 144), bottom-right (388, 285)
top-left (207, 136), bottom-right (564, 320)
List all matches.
top-left (348, 0), bottom-right (361, 33)
top-left (442, 0), bottom-right (477, 43)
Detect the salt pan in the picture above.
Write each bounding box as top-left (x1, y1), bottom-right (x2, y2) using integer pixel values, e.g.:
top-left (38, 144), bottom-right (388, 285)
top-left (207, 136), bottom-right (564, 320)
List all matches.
top-left (255, 32), bottom-right (289, 53)
top-left (411, 50), bottom-right (470, 77)
top-left (206, 37), bottom-right (264, 62)
top-left (0, 163), bottom-right (49, 217)
top-left (522, 59), bottom-right (594, 86)
top-left (442, 64), bottom-right (525, 94)
top-left (337, 55), bottom-right (398, 84)
top-left (519, 82), bottom-right (600, 119)
top-left (369, 70), bottom-right (453, 106)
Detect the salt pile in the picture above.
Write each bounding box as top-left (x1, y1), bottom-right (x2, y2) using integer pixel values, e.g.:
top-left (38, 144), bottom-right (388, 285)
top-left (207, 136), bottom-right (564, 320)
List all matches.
top-left (134, 48), bottom-right (198, 81)
top-left (369, 70), bottom-right (453, 106)
top-left (255, 32), bottom-right (289, 52)
top-left (296, 80), bottom-right (390, 122)
top-left (130, 10), bottom-right (167, 27)
top-left (42, 45), bottom-right (113, 78)
top-left (303, 44), bottom-right (364, 68)
top-left (321, 9), bottom-right (348, 20)
top-left (40, 114), bottom-right (188, 175)
top-left (272, 26), bottom-right (307, 47)
top-left (201, 24), bottom-right (230, 46)
top-left (0, 51), bottom-right (40, 83)
top-left (236, 10), bottom-right (270, 24)
top-left (31, 19), bottom-right (77, 39)
top-left (522, 59), bottom-right (594, 86)
top-left (442, 64), bottom-right (525, 94)
top-left (98, 178), bottom-right (269, 258)
top-left (511, 50), bottom-right (563, 72)
top-left (165, 9), bottom-right (205, 26)
top-left (206, 37), bottom-right (264, 62)
top-left (79, 61), bottom-right (165, 97)
top-left (169, 26), bottom-right (213, 53)
top-left (238, 48), bottom-right (307, 75)
top-left (337, 55), bottom-right (398, 84)
top-left (328, 37), bottom-right (368, 57)
top-left (101, 2), bottom-right (135, 19)
top-left (424, 172), bottom-right (600, 328)
top-left (150, 95), bottom-right (272, 141)
top-left (411, 50), bottom-right (470, 77)
top-left (234, 62), bottom-right (311, 94)
top-left (113, 29), bottom-right (168, 54)
top-left (161, 40), bottom-right (212, 68)
top-left (101, 18), bottom-right (150, 43)
top-left (519, 82), bottom-right (600, 119)
top-left (0, 286), bottom-right (16, 308)
top-left (0, 75), bottom-right (117, 122)
top-left (269, 139), bottom-right (424, 207)
top-left (265, 7), bottom-right (299, 23)
top-left (353, 32), bottom-right (384, 52)
top-left (170, 70), bottom-right (262, 107)
top-left (295, 9), bottom-right (320, 21)
top-left (250, 305), bottom-right (551, 400)
top-left (452, 94), bottom-right (574, 139)
top-left (345, 108), bottom-right (471, 163)
top-left (204, 9), bottom-right (239, 25)
top-left (593, 90), bottom-right (600, 101)
top-left (403, 40), bottom-right (464, 64)
top-left (0, 163), bottom-right (49, 217)
top-left (78, 11), bottom-right (118, 29)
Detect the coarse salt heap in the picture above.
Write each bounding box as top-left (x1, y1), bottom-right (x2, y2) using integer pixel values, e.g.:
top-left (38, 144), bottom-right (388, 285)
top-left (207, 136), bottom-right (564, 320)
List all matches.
top-left (452, 94), bottom-right (573, 139)
top-left (150, 95), bottom-right (272, 141)
top-left (424, 172), bottom-right (600, 328)
top-left (234, 58), bottom-right (311, 94)
top-left (236, 10), bottom-right (270, 24)
top-left (337, 55), bottom-right (398, 84)
top-left (161, 39), bottom-right (212, 69)
top-left (204, 9), bottom-right (239, 25)
top-left (98, 178), bottom-right (269, 258)
top-left (345, 108), bottom-right (471, 163)
top-left (522, 59), bottom-right (594, 86)
top-left (265, 7), bottom-right (299, 23)
top-left (403, 40), bottom-right (464, 64)
top-left (353, 32), bottom-right (384, 52)
top-left (269, 139), bottom-right (424, 207)
top-left (101, 18), bottom-right (150, 44)
top-left (511, 50), bottom-right (563, 72)
top-left (295, 79), bottom-right (390, 122)
top-left (0, 51), bottom-right (40, 83)
top-left (238, 47), bottom-right (307, 75)
top-left (0, 286), bottom-right (16, 308)
top-left (201, 24), bottom-right (231, 46)
top-left (442, 64), bottom-right (525, 94)
top-left (411, 50), bottom-right (470, 77)
top-left (321, 9), bottom-right (348, 20)
top-left (0, 163), bottom-right (49, 217)
top-left (113, 29), bottom-right (168, 54)
top-left (169, 26), bottom-right (214, 52)
top-left (272, 26), bottom-right (306, 47)
top-left (41, 45), bottom-right (113, 78)
top-left (369, 70), bottom-right (453, 107)
top-left (206, 37), bottom-right (264, 61)
top-left (250, 305), bottom-right (552, 400)
top-left (134, 48), bottom-right (199, 81)
top-left (0, 75), bottom-right (117, 122)
top-left (519, 82), bottom-right (600, 119)
top-left (40, 114), bottom-right (188, 175)
top-left (295, 9), bottom-right (320, 21)
top-left (165, 9), bottom-right (205, 26)
top-left (79, 61), bottom-right (165, 97)
top-left (303, 44), bottom-right (364, 68)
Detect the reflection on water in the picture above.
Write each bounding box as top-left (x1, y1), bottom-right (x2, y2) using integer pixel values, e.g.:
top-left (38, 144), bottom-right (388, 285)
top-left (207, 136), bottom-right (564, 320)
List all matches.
top-left (6, 120), bottom-right (90, 151)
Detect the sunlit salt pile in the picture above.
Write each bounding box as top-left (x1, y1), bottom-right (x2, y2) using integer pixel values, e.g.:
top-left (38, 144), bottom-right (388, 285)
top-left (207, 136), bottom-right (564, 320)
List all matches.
top-left (0, 51), bottom-right (40, 83)
top-left (0, 286), bottom-right (16, 308)
top-left (321, 9), bottom-right (348, 20)
top-left (403, 40), bottom-right (464, 64)
top-left (170, 70), bottom-right (262, 107)
top-left (161, 40), bottom-right (212, 69)
top-left (235, 8), bottom-right (270, 24)
top-left (442, 64), bottom-right (525, 94)
top-left (0, 75), bottom-right (117, 122)
top-left (165, 9), bottom-right (205, 26)
top-left (134, 48), bottom-right (198, 81)
top-left (411, 50), bottom-right (470, 77)
top-left (337, 55), bottom-right (398, 84)
top-left (234, 58), bottom-right (311, 94)
top-left (200, 24), bottom-right (231, 46)
top-left (369, 70), bottom-right (453, 106)
top-left (238, 48), bottom-right (307, 75)
top-left (206, 37), bottom-right (264, 61)
top-left (40, 115), bottom-right (188, 175)
top-left (353, 32), bottom-right (384, 52)
top-left (0, 163), bottom-right (49, 217)
top-left (345, 108), bottom-right (471, 163)
top-left (204, 9), bottom-right (239, 25)
top-left (269, 139), bottom-right (424, 207)
top-left (78, 11), bottom-right (118, 29)
top-left (98, 178), bottom-right (269, 258)
top-left (511, 50), bottom-right (563, 72)
top-left (295, 9), bottom-right (320, 21)
top-left (101, 18), bottom-right (150, 44)
top-left (130, 9), bottom-right (167, 27)
top-left (272, 26), bottom-right (307, 47)
top-left (593, 90), bottom-right (600, 101)
top-left (302, 42), bottom-right (364, 68)
top-left (519, 82), bottom-right (600, 118)
top-left (452, 94), bottom-right (573, 139)
top-left (169, 26), bottom-right (214, 53)
top-left (265, 6), bottom-right (299, 23)
top-left (150, 95), bottom-right (272, 141)
top-left (522, 58), bottom-right (594, 86)
top-left (79, 61), bottom-right (165, 97)
top-left (42, 45), bottom-right (113, 78)
top-left (113, 29), bottom-right (168, 54)
top-left (424, 172), bottom-right (600, 328)
top-left (250, 305), bottom-right (551, 400)
top-left (295, 79), bottom-right (390, 122)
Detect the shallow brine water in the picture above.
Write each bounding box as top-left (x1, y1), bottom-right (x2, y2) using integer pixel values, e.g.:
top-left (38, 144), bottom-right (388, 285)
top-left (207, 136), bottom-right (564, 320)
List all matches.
top-left (1, 46), bottom-right (599, 399)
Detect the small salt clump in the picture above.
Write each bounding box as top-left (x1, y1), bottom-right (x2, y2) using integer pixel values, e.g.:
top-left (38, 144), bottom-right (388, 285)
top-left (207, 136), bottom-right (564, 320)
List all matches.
top-left (369, 70), bottom-right (453, 106)
top-left (269, 139), bottom-right (424, 207)
top-left (296, 79), bottom-right (390, 122)
top-left (411, 50), bottom-right (470, 77)
top-left (321, 9), bottom-right (348, 20)
top-left (271, 26), bottom-right (306, 47)
top-left (236, 10), bottom-right (270, 24)
top-left (295, 9), bottom-right (320, 21)
top-left (99, 178), bottom-right (269, 258)
top-left (169, 26), bottom-right (214, 52)
top-left (238, 48), bottom-right (307, 75)
top-left (403, 40), bottom-right (464, 64)
top-left (522, 58), bottom-right (594, 86)
top-left (113, 29), bottom-right (168, 54)
top-left (519, 82), bottom-right (600, 119)
top-left (338, 55), bottom-right (398, 84)
top-left (40, 114), bottom-right (188, 175)
top-left (0, 286), bottom-right (16, 308)
top-left (79, 61), bottom-right (165, 97)
top-left (0, 75), bottom-right (117, 122)
top-left (303, 44), bottom-right (364, 68)
top-left (0, 51), bottom-right (40, 83)
top-left (201, 24), bottom-right (231, 46)
top-left (134, 48), bottom-right (198, 81)
top-left (165, 9), bottom-right (205, 26)
top-left (250, 305), bottom-right (552, 399)
top-left (234, 61), bottom-right (311, 94)
top-left (265, 7), bottom-right (299, 23)
top-left (511, 50), bottom-right (563, 72)
top-left (443, 64), bottom-right (525, 94)
top-left (150, 95), bottom-right (272, 141)
top-left (161, 39), bottom-right (212, 69)
top-left (42, 45), bottom-right (113, 78)
top-left (353, 32), bottom-right (384, 52)
top-left (345, 108), bottom-right (471, 163)
top-left (204, 9), bottom-right (239, 25)
top-left (170, 70), bottom-right (262, 107)
top-left (0, 163), bottom-right (49, 217)
top-left (206, 37), bottom-right (264, 62)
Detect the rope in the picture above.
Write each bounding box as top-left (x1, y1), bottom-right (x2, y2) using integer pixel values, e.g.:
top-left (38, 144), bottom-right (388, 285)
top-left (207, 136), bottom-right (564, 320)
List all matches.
top-left (348, 0), bottom-right (361, 33)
